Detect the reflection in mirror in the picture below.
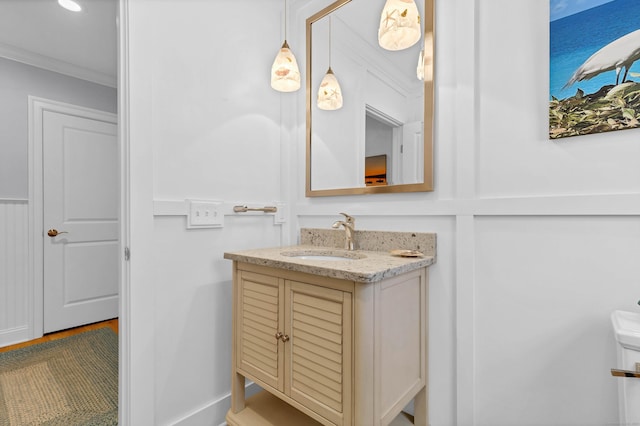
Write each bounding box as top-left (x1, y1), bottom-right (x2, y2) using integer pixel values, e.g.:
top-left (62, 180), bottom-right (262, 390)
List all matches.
top-left (306, 0), bottom-right (434, 196)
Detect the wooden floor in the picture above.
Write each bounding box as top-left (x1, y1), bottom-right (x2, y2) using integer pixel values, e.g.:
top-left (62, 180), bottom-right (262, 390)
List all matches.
top-left (0, 318), bottom-right (118, 353)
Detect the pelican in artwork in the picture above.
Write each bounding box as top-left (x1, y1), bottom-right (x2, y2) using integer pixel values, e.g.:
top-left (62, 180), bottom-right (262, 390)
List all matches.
top-left (564, 29), bottom-right (640, 89)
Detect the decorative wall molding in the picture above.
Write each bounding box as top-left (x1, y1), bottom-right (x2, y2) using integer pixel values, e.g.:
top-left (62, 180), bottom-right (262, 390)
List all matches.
top-left (0, 42), bottom-right (116, 88)
top-left (153, 200), bottom-right (287, 225)
top-left (295, 206), bottom-right (640, 426)
top-left (295, 193), bottom-right (640, 217)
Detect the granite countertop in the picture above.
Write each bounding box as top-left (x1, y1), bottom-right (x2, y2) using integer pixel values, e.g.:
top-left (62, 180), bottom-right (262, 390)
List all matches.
top-left (223, 228), bottom-right (436, 283)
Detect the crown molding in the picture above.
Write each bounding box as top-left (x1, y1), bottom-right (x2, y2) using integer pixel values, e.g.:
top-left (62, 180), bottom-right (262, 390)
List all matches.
top-left (0, 42), bottom-right (116, 88)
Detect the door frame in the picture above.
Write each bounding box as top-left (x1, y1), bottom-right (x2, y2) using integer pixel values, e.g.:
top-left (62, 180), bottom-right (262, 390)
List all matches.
top-left (118, 2), bottom-right (131, 422)
top-left (28, 96), bottom-right (118, 340)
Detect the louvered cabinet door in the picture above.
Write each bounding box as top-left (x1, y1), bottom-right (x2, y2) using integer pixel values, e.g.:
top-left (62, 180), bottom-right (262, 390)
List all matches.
top-left (237, 271), bottom-right (284, 392)
top-left (285, 280), bottom-right (352, 426)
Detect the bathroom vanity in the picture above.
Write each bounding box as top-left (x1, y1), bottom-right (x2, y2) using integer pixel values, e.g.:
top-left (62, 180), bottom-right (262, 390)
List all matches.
top-left (224, 229), bottom-right (436, 426)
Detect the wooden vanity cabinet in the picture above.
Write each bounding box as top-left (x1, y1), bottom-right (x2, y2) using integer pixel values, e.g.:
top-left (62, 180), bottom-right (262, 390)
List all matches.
top-left (227, 262), bottom-right (428, 426)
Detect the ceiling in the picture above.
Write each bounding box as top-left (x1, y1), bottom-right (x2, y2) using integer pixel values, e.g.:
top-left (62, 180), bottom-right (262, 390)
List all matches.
top-left (0, 0), bottom-right (117, 87)
top-left (0, 0), bottom-right (419, 90)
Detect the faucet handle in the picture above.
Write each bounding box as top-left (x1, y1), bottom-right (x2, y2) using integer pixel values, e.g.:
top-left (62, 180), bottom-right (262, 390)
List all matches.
top-left (339, 212), bottom-right (355, 224)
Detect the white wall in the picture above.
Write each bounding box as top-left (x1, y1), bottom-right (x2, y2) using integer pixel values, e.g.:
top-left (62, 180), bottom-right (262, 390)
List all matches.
top-left (0, 57), bottom-right (116, 199)
top-left (293, 1), bottom-right (640, 426)
top-left (122, 0), bottom-right (640, 425)
top-left (125, 0), bottom-right (291, 424)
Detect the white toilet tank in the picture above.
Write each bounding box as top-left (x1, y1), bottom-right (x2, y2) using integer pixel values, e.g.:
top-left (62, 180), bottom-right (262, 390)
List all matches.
top-left (612, 310), bottom-right (640, 425)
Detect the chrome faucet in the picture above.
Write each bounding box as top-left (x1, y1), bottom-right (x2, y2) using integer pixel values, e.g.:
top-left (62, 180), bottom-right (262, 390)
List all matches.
top-left (332, 213), bottom-right (356, 251)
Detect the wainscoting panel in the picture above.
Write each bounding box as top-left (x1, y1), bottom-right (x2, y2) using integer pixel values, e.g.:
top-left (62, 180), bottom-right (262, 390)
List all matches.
top-left (0, 199), bottom-right (29, 347)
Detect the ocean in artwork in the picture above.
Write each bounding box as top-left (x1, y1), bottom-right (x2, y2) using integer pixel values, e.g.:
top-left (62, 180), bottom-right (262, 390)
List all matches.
top-left (549, 0), bottom-right (640, 138)
top-left (550, 0), bottom-right (640, 100)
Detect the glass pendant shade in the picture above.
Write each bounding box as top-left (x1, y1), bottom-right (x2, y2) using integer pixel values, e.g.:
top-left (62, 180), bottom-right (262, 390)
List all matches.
top-left (317, 67), bottom-right (343, 110)
top-left (271, 40), bottom-right (301, 92)
top-left (378, 0), bottom-right (421, 51)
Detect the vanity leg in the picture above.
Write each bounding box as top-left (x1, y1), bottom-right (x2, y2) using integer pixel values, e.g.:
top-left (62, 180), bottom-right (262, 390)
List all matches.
top-left (230, 265), bottom-right (245, 414)
top-left (413, 386), bottom-right (427, 426)
top-left (231, 371), bottom-right (246, 413)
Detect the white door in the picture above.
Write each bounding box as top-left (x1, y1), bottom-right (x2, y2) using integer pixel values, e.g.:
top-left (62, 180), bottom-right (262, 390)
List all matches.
top-left (43, 110), bottom-right (119, 333)
top-left (400, 121), bottom-right (424, 184)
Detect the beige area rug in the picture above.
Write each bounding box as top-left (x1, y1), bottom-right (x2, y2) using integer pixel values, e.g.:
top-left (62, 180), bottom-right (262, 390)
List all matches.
top-left (0, 328), bottom-right (117, 425)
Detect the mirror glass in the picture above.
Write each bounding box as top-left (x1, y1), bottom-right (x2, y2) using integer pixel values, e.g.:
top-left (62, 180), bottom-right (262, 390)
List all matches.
top-left (306, 0), bottom-right (434, 196)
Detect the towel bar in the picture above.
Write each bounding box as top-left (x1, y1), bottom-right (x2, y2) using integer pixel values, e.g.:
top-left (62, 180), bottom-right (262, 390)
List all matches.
top-left (611, 368), bottom-right (640, 379)
top-left (233, 205), bottom-right (277, 213)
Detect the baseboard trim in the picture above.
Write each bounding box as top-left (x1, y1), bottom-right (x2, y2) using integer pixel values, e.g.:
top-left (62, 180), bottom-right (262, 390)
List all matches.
top-left (0, 326), bottom-right (30, 348)
top-left (171, 382), bottom-right (262, 426)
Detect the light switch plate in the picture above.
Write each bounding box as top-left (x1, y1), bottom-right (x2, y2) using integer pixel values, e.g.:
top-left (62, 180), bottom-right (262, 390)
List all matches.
top-left (274, 202), bottom-right (286, 224)
top-left (187, 200), bottom-right (223, 229)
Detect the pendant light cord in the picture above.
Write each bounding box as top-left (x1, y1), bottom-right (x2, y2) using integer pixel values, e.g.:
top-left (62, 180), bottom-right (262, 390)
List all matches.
top-left (284, 0), bottom-right (288, 41)
top-left (328, 16), bottom-right (332, 67)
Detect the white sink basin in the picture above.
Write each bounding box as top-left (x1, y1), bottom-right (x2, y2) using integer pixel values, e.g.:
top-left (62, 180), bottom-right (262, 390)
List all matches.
top-left (612, 310), bottom-right (640, 350)
top-left (281, 250), bottom-right (366, 262)
top-left (293, 255), bottom-right (353, 261)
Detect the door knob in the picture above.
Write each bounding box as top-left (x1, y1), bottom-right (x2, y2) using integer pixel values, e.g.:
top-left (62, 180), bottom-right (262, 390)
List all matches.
top-left (47, 229), bottom-right (69, 237)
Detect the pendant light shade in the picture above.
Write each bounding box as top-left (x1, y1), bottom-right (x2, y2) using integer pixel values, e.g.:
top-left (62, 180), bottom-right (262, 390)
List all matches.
top-left (316, 16), bottom-right (343, 111)
top-left (378, 0), bottom-right (421, 51)
top-left (271, 0), bottom-right (300, 92)
top-left (317, 67), bottom-right (343, 110)
top-left (271, 40), bottom-right (301, 92)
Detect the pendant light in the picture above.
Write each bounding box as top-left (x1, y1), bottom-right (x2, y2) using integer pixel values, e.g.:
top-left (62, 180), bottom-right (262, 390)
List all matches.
top-left (271, 0), bottom-right (301, 92)
top-left (378, 0), bottom-right (421, 51)
top-left (317, 17), bottom-right (343, 111)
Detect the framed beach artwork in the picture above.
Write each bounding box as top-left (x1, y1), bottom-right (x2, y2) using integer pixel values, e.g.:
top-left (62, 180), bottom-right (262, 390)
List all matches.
top-left (549, 0), bottom-right (640, 139)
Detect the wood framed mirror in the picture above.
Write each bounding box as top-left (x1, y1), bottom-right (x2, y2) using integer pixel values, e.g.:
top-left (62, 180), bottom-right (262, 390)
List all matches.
top-left (306, 0), bottom-right (434, 197)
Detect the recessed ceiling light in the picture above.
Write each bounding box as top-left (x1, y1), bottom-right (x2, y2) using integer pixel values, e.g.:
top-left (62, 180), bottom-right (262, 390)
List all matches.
top-left (58, 0), bottom-right (82, 12)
